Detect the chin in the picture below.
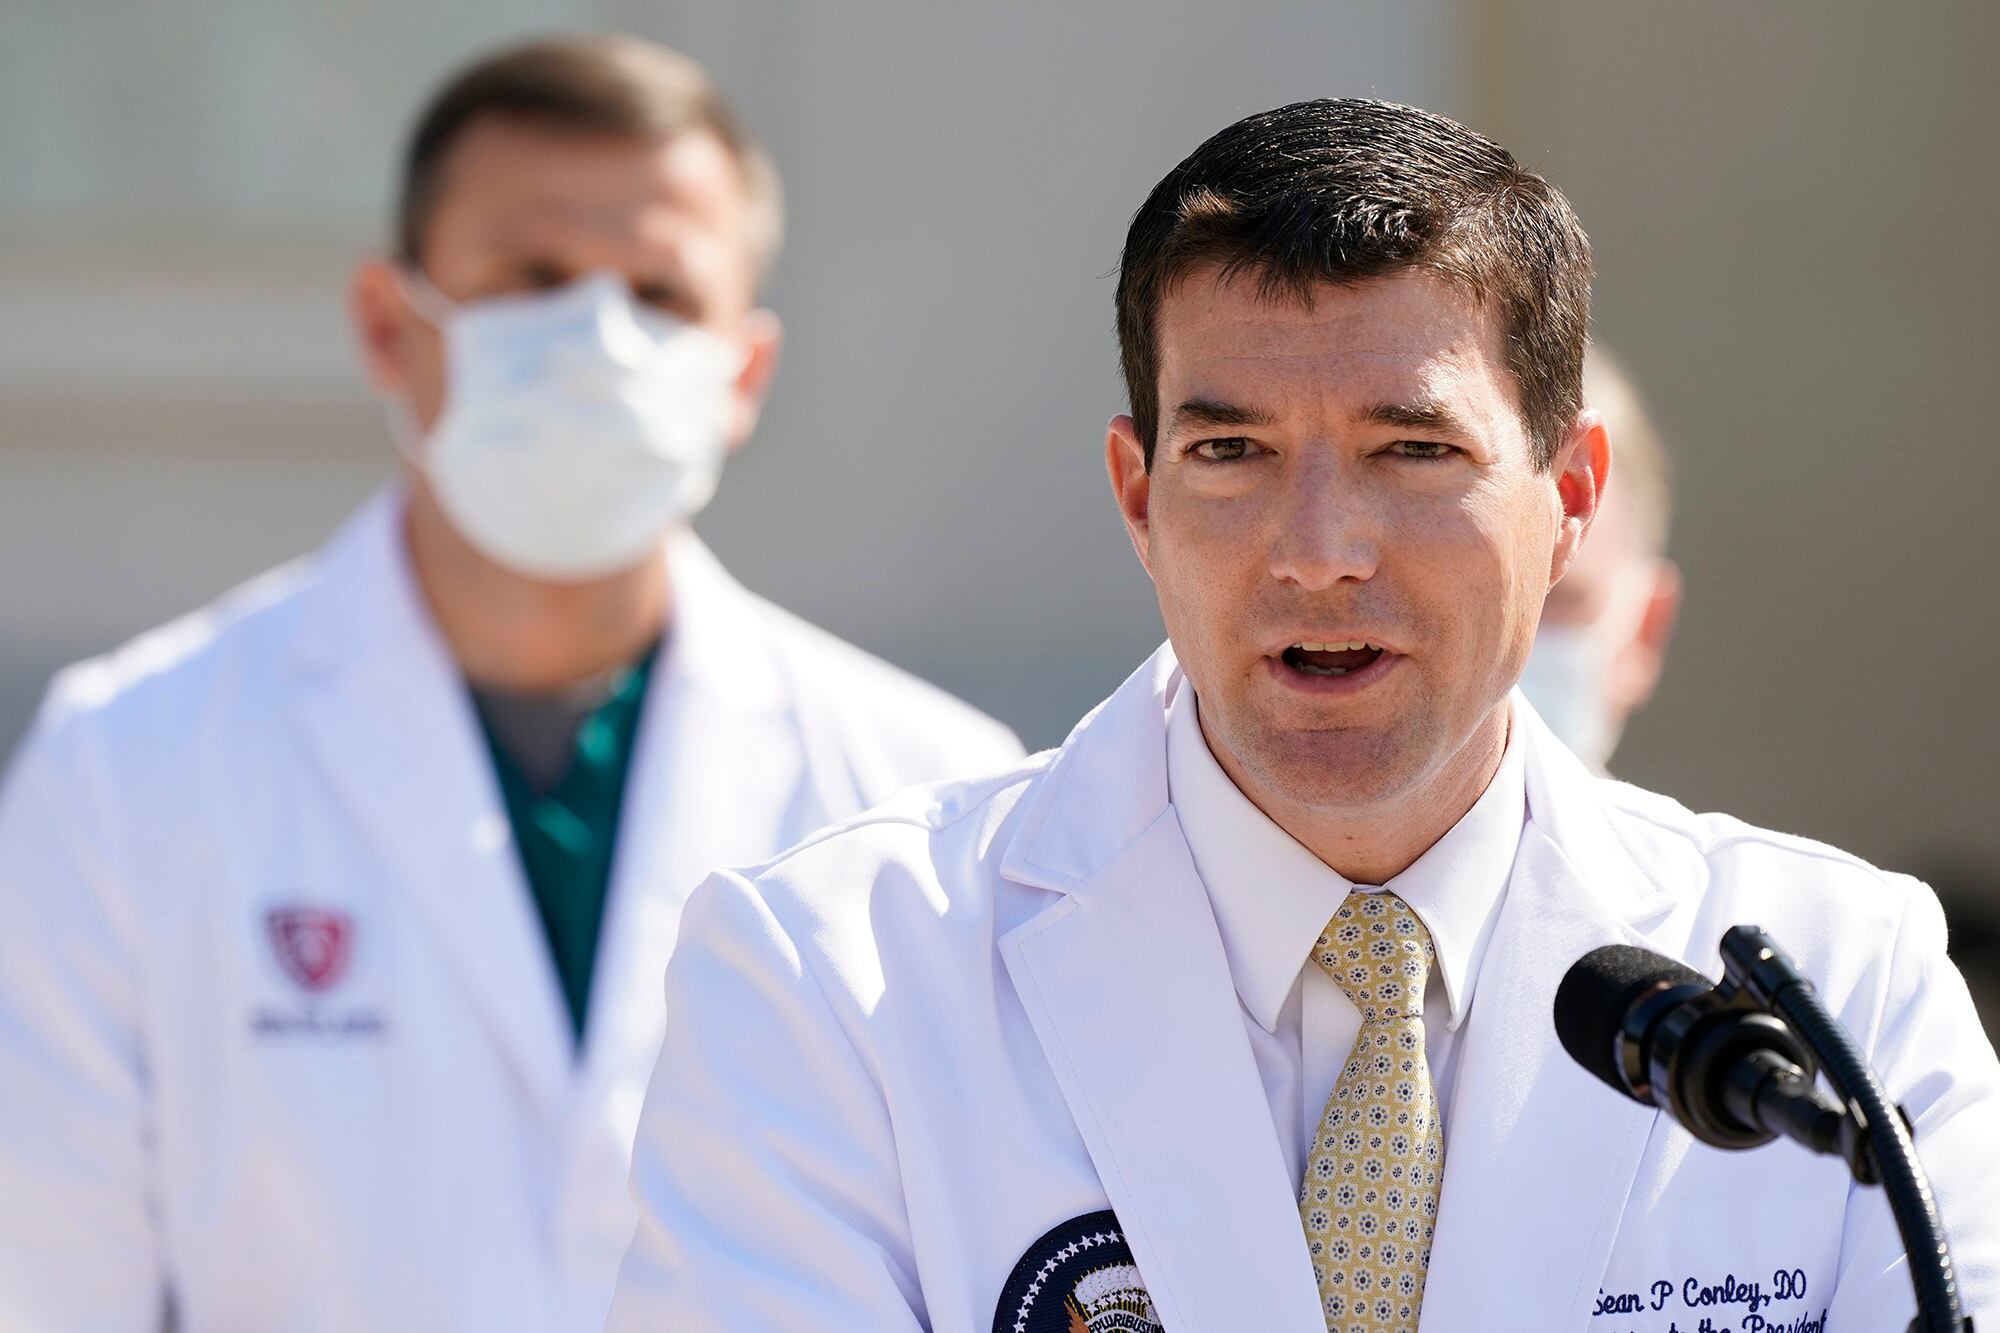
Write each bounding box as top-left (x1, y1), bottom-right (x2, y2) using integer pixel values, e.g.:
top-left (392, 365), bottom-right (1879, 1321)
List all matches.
top-left (1238, 723), bottom-right (1429, 812)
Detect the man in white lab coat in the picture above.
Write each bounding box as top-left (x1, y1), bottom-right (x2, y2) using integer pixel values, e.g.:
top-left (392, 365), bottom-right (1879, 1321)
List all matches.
top-left (0, 35), bottom-right (1020, 1333)
top-left (607, 99), bottom-right (1998, 1331)
top-left (1517, 349), bottom-right (1683, 774)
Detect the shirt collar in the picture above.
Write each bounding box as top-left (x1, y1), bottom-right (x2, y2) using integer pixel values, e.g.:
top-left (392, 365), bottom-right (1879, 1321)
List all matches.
top-left (1165, 678), bottom-right (1525, 1035)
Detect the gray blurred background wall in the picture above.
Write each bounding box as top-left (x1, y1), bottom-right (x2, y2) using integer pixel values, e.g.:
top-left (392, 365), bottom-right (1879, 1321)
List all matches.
top-left (3, 3), bottom-right (1995, 1004)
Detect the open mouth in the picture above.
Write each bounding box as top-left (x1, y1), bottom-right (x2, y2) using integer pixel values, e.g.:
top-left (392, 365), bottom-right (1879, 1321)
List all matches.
top-left (1281, 641), bottom-right (1386, 677)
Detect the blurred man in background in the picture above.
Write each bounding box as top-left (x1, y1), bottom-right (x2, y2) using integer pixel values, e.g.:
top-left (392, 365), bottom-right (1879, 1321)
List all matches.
top-left (1518, 347), bottom-right (1681, 772)
top-left (0, 34), bottom-right (1018, 1332)
top-left (1523, 356), bottom-right (2000, 1052)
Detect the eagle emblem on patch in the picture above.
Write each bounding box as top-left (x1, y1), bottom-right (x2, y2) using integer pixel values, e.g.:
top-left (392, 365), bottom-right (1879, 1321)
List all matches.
top-left (993, 1210), bottom-right (1162, 1333)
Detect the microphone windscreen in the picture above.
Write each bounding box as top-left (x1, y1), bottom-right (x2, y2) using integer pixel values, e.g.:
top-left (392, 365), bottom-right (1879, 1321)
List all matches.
top-left (1553, 944), bottom-right (1711, 1097)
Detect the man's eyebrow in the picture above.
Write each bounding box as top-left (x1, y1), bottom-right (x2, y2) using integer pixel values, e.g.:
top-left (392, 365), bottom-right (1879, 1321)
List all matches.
top-left (1363, 400), bottom-right (1475, 435)
top-left (1168, 398), bottom-right (1276, 432)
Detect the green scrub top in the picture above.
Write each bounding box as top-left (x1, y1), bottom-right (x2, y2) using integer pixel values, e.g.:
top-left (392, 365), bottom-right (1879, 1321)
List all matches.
top-left (472, 643), bottom-right (659, 1045)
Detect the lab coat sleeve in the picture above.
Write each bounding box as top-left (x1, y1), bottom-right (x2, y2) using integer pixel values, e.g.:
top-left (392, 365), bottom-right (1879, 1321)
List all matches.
top-left (605, 868), bottom-right (929, 1332)
top-left (1826, 878), bottom-right (2000, 1328)
top-left (0, 718), bottom-right (166, 1331)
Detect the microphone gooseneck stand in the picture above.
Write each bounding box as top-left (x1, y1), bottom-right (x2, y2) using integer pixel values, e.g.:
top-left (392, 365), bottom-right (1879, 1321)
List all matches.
top-left (1717, 926), bottom-right (1970, 1333)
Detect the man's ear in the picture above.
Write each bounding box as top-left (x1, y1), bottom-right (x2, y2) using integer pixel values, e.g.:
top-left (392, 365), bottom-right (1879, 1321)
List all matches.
top-left (349, 256), bottom-right (422, 397)
top-left (724, 309), bottom-right (783, 451)
top-left (1548, 408), bottom-right (1610, 588)
top-left (1610, 558), bottom-right (1683, 713)
top-left (1106, 414), bottom-right (1154, 574)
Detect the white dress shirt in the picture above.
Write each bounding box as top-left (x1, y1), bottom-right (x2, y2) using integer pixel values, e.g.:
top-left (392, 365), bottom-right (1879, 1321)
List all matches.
top-left (1164, 677), bottom-right (1527, 1191)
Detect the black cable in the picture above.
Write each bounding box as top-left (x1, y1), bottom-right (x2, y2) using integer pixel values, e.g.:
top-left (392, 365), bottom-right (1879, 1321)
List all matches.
top-left (1767, 976), bottom-right (1966, 1332)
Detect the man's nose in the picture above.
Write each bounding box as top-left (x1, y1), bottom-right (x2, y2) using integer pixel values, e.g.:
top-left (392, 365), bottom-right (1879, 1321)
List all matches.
top-left (1267, 459), bottom-right (1380, 591)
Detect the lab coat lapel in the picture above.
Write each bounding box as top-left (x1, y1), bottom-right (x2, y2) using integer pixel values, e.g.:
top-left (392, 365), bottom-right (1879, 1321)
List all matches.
top-left (290, 493), bottom-right (573, 1127)
top-left (1000, 649), bottom-right (1324, 1332)
top-left (1417, 700), bottom-right (1672, 1333)
top-left (576, 534), bottom-right (800, 1140)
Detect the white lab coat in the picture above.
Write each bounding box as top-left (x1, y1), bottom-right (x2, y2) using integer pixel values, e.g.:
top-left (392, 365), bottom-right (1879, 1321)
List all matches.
top-left (608, 644), bottom-right (1999, 1332)
top-left (0, 490), bottom-right (1022, 1333)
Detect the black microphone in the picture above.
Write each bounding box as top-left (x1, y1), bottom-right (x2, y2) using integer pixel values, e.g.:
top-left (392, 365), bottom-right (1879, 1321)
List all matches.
top-left (1553, 942), bottom-right (1879, 1178)
top-left (1557, 929), bottom-right (1969, 1332)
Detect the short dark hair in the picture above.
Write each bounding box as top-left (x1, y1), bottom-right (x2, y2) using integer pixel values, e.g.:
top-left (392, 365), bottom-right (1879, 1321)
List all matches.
top-left (1115, 98), bottom-right (1591, 469)
top-left (396, 34), bottom-right (782, 280)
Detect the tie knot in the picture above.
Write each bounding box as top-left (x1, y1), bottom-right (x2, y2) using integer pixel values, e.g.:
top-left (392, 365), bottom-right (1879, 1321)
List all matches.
top-left (1310, 890), bottom-right (1436, 1023)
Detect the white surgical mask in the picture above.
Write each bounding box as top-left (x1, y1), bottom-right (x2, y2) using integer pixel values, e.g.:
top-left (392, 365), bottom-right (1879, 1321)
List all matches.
top-left (1518, 623), bottom-right (1618, 773)
top-left (1521, 562), bottom-right (1661, 772)
top-left (395, 269), bottom-right (737, 582)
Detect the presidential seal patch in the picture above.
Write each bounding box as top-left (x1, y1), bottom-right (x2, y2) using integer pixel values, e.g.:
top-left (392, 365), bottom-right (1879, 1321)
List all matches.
top-left (993, 1210), bottom-right (1162, 1333)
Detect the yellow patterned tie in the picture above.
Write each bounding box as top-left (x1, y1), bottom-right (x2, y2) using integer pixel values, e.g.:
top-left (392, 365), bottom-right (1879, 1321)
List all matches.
top-left (1298, 890), bottom-right (1444, 1332)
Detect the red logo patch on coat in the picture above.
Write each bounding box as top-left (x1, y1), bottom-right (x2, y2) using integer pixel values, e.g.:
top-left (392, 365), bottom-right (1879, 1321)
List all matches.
top-left (266, 907), bottom-right (354, 993)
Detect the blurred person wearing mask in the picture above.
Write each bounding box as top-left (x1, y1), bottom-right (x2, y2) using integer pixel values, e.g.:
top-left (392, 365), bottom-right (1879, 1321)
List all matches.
top-left (1517, 348), bottom-right (1681, 771)
top-left (0, 35), bottom-right (1019, 1333)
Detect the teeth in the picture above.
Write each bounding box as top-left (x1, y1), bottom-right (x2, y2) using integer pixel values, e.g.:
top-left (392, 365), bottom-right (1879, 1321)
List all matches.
top-left (1292, 640), bottom-right (1376, 653)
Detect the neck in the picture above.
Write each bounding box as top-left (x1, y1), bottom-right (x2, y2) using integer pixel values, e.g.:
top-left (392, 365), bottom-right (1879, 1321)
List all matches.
top-left (1205, 704), bottom-right (1511, 885)
top-left (402, 483), bottom-right (672, 692)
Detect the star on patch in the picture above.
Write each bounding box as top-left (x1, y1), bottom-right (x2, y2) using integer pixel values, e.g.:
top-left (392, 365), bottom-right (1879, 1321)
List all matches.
top-left (994, 1210), bottom-right (1162, 1333)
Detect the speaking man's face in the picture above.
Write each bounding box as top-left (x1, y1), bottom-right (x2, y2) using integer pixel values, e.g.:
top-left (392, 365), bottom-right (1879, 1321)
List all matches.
top-left (1110, 264), bottom-right (1602, 820)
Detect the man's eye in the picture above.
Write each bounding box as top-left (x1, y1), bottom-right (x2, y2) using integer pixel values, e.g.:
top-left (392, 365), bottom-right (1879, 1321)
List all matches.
top-left (1192, 437), bottom-right (1254, 462)
top-left (516, 261), bottom-right (571, 291)
top-left (1393, 440), bottom-right (1456, 460)
top-left (631, 280), bottom-right (697, 317)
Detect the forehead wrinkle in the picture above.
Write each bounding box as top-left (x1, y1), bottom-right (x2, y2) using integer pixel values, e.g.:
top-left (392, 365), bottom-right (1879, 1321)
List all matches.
top-left (483, 196), bottom-right (646, 246)
top-left (1175, 349), bottom-right (1493, 433)
top-left (1166, 312), bottom-right (1495, 384)
top-left (1157, 267), bottom-right (1526, 442)
top-left (472, 148), bottom-right (735, 247)
top-left (481, 196), bottom-right (715, 274)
